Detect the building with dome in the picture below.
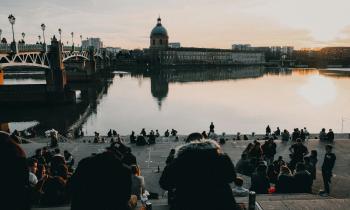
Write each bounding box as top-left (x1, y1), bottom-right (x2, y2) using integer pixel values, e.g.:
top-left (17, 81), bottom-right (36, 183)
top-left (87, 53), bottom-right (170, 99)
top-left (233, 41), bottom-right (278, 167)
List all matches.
top-left (150, 17), bottom-right (169, 49)
top-left (145, 17), bottom-right (265, 66)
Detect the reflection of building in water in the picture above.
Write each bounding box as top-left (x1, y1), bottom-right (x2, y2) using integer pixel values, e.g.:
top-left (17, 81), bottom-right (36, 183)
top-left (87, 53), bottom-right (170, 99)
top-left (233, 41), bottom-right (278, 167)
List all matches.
top-left (147, 67), bottom-right (264, 108)
top-left (151, 74), bottom-right (169, 109)
top-left (145, 17), bottom-right (265, 66)
top-left (319, 69), bottom-right (350, 78)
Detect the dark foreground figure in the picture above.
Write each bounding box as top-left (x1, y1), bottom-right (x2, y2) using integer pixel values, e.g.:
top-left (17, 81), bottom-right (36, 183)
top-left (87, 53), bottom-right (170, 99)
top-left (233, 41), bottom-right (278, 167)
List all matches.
top-left (0, 131), bottom-right (31, 210)
top-left (70, 150), bottom-right (131, 210)
top-left (160, 136), bottom-right (239, 210)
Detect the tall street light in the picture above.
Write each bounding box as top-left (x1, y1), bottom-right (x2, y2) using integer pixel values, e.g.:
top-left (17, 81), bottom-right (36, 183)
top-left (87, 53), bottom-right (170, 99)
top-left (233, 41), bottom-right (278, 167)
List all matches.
top-left (21, 32), bottom-right (25, 43)
top-left (58, 28), bottom-right (62, 42)
top-left (8, 14), bottom-right (16, 43)
top-left (80, 34), bottom-right (83, 51)
top-left (71, 32), bottom-right (74, 46)
top-left (0, 29), bottom-right (2, 42)
top-left (41, 23), bottom-right (46, 44)
top-left (8, 14), bottom-right (17, 53)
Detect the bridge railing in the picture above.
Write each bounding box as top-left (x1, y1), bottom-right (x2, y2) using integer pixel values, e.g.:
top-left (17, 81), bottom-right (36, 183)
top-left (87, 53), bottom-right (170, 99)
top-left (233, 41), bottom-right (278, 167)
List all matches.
top-left (0, 43), bottom-right (46, 53)
top-left (0, 44), bottom-right (11, 53)
top-left (18, 44), bottom-right (45, 52)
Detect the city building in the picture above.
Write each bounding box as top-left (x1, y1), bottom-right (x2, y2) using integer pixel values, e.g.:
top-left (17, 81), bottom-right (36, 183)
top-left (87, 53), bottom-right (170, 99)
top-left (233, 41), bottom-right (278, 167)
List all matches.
top-left (232, 44), bottom-right (252, 51)
top-left (146, 17), bottom-right (264, 66)
top-left (105, 47), bottom-right (121, 55)
top-left (150, 17), bottom-right (169, 49)
top-left (169, 42), bottom-right (181, 48)
top-left (81, 38), bottom-right (103, 50)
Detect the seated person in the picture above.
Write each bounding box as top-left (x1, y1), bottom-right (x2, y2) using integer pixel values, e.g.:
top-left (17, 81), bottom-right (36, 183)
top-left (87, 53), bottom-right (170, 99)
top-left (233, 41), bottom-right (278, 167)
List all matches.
top-left (232, 177), bottom-right (249, 197)
top-left (275, 165), bottom-right (294, 193)
top-left (70, 150), bottom-right (131, 210)
top-left (235, 153), bottom-right (253, 176)
top-left (136, 135), bottom-right (147, 146)
top-left (293, 162), bottom-right (313, 193)
top-left (159, 137), bottom-right (239, 210)
top-left (250, 164), bottom-right (270, 194)
top-left (131, 165), bottom-right (145, 199)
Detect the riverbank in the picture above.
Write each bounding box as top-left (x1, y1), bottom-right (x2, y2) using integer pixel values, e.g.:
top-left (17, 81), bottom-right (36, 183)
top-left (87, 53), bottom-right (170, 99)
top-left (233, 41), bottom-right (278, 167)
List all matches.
top-left (26, 132), bottom-right (350, 144)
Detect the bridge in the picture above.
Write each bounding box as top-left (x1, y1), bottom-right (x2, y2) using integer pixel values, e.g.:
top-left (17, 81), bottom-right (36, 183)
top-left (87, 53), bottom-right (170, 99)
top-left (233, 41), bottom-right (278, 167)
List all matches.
top-left (0, 36), bottom-right (111, 104)
top-left (0, 42), bottom-right (110, 73)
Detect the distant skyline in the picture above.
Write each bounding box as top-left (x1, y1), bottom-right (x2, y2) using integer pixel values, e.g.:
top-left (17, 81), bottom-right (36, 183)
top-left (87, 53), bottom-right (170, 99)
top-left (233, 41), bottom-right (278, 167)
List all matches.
top-left (1, 0), bottom-right (350, 49)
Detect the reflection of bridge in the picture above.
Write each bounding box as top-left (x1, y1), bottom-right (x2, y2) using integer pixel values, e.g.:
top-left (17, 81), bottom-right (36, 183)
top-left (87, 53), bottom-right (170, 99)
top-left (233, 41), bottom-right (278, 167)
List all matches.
top-left (0, 78), bottom-right (113, 134)
top-left (0, 37), bottom-right (111, 104)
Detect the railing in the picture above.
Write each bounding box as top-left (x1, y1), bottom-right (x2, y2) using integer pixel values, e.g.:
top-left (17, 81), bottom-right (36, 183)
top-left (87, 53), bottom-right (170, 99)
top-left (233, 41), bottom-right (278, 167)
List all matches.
top-left (0, 43), bottom-right (45, 53)
top-left (0, 43), bottom-right (108, 57)
top-left (0, 43), bottom-right (11, 53)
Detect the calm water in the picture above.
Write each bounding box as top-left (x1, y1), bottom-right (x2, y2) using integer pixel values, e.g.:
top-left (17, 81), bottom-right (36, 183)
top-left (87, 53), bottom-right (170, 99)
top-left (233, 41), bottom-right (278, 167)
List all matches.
top-left (2, 67), bottom-right (350, 135)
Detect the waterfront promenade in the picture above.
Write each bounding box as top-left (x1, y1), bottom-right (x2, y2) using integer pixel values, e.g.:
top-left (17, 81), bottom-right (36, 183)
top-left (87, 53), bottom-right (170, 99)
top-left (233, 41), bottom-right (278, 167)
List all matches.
top-left (22, 135), bottom-right (350, 200)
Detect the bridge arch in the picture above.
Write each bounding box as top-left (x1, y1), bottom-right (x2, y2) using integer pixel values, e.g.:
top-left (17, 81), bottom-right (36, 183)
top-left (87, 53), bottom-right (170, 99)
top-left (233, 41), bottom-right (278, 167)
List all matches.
top-left (63, 55), bottom-right (90, 62)
top-left (0, 52), bottom-right (50, 69)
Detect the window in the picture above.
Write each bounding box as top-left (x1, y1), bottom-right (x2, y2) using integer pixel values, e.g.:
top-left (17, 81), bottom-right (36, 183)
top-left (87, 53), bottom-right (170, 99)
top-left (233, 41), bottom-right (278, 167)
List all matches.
top-left (153, 40), bottom-right (155, 45)
top-left (160, 39), bottom-right (163, 45)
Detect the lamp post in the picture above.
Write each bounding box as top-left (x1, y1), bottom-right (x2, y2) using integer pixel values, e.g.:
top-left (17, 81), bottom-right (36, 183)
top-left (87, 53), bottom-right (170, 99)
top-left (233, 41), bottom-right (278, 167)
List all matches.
top-left (71, 32), bottom-right (74, 51)
top-left (21, 32), bottom-right (25, 43)
top-left (0, 29), bottom-right (2, 42)
top-left (58, 28), bottom-right (62, 42)
top-left (8, 14), bottom-right (15, 43)
top-left (80, 34), bottom-right (82, 51)
top-left (8, 14), bottom-right (17, 53)
top-left (41, 23), bottom-right (46, 44)
top-left (71, 32), bottom-right (74, 46)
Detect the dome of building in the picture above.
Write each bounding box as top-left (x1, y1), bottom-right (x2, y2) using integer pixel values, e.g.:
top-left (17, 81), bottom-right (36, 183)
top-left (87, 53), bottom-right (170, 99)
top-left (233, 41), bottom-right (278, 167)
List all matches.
top-left (150, 17), bottom-right (168, 37)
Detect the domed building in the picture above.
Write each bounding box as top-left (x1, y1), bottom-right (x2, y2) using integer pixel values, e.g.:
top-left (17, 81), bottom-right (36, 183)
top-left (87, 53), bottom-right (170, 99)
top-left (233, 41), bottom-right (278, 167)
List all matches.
top-left (150, 17), bottom-right (169, 49)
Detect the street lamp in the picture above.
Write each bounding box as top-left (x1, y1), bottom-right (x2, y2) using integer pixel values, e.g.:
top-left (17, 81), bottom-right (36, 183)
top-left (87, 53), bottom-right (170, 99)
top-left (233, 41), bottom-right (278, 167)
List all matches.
top-left (0, 29), bottom-right (2, 42)
top-left (58, 28), bottom-right (62, 42)
top-left (21, 32), bottom-right (25, 43)
top-left (80, 34), bottom-right (82, 51)
top-left (8, 14), bottom-right (17, 53)
top-left (71, 32), bottom-right (74, 46)
top-left (41, 23), bottom-right (46, 44)
top-left (8, 14), bottom-right (16, 43)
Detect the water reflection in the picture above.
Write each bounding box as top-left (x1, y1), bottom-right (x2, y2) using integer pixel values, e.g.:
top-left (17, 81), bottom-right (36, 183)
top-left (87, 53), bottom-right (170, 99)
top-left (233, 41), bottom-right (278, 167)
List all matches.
top-left (2, 67), bottom-right (350, 135)
top-left (297, 75), bottom-right (337, 106)
top-left (0, 74), bottom-right (114, 135)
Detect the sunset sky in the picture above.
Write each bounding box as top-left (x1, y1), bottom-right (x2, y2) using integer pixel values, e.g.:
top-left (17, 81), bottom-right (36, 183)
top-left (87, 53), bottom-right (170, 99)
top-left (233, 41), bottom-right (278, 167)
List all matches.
top-left (1, 0), bottom-right (350, 49)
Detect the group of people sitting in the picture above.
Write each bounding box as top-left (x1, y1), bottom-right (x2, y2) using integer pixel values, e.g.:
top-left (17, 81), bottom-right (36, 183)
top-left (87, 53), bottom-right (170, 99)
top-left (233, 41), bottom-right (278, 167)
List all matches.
top-left (235, 137), bottom-right (335, 197)
top-left (1, 131), bottom-right (150, 210)
top-left (131, 128), bottom-right (178, 146)
top-left (28, 147), bottom-right (74, 206)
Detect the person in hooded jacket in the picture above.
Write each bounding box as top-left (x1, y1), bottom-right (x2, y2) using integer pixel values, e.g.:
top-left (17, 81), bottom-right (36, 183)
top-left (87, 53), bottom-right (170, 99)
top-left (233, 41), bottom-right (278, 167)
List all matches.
top-left (159, 135), bottom-right (239, 210)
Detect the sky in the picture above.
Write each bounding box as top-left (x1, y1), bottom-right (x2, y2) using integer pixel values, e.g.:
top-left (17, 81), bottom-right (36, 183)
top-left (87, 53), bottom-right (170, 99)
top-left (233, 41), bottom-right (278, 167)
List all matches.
top-left (1, 0), bottom-right (350, 49)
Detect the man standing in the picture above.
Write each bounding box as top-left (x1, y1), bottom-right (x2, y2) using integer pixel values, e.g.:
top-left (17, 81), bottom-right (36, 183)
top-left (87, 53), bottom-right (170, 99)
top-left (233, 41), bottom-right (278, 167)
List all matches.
top-left (326, 129), bottom-right (334, 143)
top-left (266, 125), bottom-right (271, 136)
top-left (209, 122), bottom-right (215, 133)
top-left (320, 145), bottom-right (336, 196)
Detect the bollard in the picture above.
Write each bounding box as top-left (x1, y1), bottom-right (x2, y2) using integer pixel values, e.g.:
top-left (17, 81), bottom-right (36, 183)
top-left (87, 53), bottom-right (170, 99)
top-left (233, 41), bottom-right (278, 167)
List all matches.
top-left (248, 191), bottom-right (256, 210)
